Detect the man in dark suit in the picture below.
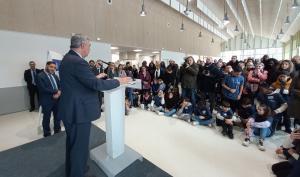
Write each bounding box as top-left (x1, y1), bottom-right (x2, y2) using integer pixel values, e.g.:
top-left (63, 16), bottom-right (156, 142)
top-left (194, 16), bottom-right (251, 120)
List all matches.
top-left (24, 61), bottom-right (42, 111)
top-left (58, 34), bottom-right (130, 177)
top-left (36, 61), bottom-right (61, 137)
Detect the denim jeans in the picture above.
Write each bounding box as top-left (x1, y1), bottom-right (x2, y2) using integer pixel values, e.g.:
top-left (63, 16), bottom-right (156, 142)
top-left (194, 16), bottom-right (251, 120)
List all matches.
top-left (192, 115), bottom-right (214, 126)
top-left (164, 109), bottom-right (177, 117)
top-left (181, 88), bottom-right (196, 105)
top-left (126, 88), bottom-right (133, 106)
top-left (253, 127), bottom-right (271, 139)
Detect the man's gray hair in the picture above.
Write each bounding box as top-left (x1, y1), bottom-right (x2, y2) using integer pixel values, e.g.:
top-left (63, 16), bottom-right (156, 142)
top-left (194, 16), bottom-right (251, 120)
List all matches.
top-left (70, 34), bottom-right (90, 48)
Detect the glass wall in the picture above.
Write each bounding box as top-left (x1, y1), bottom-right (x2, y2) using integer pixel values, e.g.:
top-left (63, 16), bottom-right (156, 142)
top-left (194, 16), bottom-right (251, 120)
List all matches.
top-left (220, 48), bottom-right (283, 62)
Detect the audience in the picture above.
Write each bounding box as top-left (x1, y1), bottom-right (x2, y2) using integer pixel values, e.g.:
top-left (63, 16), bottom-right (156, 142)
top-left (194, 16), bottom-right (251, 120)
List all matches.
top-left (28, 53), bottom-right (300, 177)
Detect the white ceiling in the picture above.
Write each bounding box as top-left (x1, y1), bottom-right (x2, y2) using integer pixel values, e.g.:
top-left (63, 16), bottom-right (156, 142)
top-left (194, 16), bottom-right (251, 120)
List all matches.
top-left (178, 0), bottom-right (300, 42)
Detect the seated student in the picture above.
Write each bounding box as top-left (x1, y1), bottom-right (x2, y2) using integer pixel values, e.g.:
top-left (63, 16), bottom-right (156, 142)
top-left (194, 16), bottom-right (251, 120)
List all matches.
top-left (215, 101), bottom-right (234, 139)
top-left (160, 91), bottom-right (178, 117)
top-left (275, 129), bottom-right (300, 161)
top-left (140, 91), bottom-right (152, 110)
top-left (242, 104), bottom-right (273, 151)
top-left (151, 90), bottom-right (165, 113)
top-left (132, 89), bottom-right (140, 107)
top-left (173, 98), bottom-right (193, 122)
top-left (192, 100), bottom-right (214, 127)
top-left (235, 97), bottom-right (256, 128)
top-left (157, 78), bottom-right (166, 92)
top-left (152, 78), bottom-right (160, 96)
top-left (272, 130), bottom-right (300, 177)
top-left (256, 83), bottom-right (288, 135)
top-left (271, 71), bottom-right (293, 133)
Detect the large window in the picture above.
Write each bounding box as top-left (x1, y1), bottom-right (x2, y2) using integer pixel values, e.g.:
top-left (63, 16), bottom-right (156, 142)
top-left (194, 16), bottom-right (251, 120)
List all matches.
top-left (221, 48), bottom-right (283, 62)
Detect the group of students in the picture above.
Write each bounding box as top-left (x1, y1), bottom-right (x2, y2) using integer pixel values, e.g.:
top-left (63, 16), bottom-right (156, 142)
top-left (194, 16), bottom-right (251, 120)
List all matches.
top-left (87, 55), bottom-right (300, 177)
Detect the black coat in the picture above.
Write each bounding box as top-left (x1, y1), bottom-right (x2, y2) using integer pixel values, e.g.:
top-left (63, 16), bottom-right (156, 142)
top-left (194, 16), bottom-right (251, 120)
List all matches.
top-left (58, 50), bottom-right (120, 124)
top-left (179, 63), bottom-right (199, 89)
top-left (24, 68), bottom-right (42, 87)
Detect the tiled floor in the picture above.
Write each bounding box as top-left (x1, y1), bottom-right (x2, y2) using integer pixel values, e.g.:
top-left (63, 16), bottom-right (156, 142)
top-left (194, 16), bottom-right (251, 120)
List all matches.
top-left (0, 109), bottom-right (286, 177)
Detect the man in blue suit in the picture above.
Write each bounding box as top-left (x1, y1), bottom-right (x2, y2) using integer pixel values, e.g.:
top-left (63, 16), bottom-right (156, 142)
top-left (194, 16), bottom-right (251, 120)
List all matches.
top-left (58, 34), bottom-right (130, 177)
top-left (37, 61), bottom-right (61, 137)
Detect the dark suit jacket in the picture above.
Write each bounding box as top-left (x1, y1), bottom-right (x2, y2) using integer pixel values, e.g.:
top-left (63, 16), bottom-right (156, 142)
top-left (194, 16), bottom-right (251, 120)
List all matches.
top-left (36, 71), bottom-right (60, 111)
top-left (58, 50), bottom-right (120, 124)
top-left (24, 68), bottom-right (42, 88)
top-left (91, 66), bottom-right (104, 76)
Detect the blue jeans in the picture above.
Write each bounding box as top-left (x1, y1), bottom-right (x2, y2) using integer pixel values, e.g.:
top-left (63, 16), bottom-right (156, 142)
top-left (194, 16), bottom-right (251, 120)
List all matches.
top-left (253, 127), bottom-right (271, 139)
top-left (126, 88), bottom-right (133, 106)
top-left (164, 109), bottom-right (177, 117)
top-left (192, 115), bottom-right (214, 126)
top-left (181, 88), bottom-right (196, 105)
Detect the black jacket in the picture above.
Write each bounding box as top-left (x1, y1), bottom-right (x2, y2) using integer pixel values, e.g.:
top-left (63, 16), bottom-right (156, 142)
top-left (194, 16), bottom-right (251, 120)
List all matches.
top-left (24, 68), bottom-right (42, 87)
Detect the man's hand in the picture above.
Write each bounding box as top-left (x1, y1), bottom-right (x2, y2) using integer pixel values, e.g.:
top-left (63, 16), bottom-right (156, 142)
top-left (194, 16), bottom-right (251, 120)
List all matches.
top-left (275, 148), bottom-right (283, 154)
top-left (288, 148), bottom-right (296, 155)
top-left (117, 77), bottom-right (131, 85)
top-left (230, 88), bottom-right (236, 93)
top-left (225, 119), bottom-right (233, 125)
top-left (53, 90), bottom-right (61, 99)
top-left (96, 73), bottom-right (107, 79)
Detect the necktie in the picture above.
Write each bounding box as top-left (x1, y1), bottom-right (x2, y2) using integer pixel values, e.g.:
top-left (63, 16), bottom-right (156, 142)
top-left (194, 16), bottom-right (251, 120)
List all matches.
top-left (48, 74), bottom-right (58, 90)
top-left (31, 70), bottom-right (36, 85)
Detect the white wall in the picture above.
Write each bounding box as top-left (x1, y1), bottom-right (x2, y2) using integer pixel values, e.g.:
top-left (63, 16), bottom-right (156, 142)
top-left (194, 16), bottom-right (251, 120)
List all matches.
top-left (0, 30), bottom-right (111, 88)
top-left (160, 50), bottom-right (186, 66)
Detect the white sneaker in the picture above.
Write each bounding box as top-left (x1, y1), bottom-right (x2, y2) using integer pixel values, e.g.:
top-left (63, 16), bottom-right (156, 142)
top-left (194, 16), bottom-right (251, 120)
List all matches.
top-left (172, 114), bottom-right (178, 118)
top-left (242, 138), bottom-right (250, 147)
top-left (157, 112), bottom-right (164, 116)
top-left (192, 121), bottom-right (199, 126)
top-left (258, 139), bottom-right (266, 151)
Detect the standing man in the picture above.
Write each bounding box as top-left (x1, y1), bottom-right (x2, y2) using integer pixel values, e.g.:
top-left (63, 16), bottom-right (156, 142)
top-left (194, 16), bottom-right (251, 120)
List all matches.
top-left (58, 34), bottom-right (130, 177)
top-left (36, 61), bottom-right (61, 137)
top-left (24, 61), bottom-right (42, 111)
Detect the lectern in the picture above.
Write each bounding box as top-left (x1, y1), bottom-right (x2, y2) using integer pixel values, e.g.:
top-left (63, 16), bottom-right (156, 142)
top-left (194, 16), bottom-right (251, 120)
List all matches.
top-left (90, 79), bottom-right (143, 177)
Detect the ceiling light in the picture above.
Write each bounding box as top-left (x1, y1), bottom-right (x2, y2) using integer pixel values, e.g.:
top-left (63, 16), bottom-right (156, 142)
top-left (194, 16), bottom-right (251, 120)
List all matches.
top-left (140, 0), bottom-right (147, 16)
top-left (198, 31), bottom-right (202, 38)
top-left (223, 12), bottom-right (230, 25)
top-left (211, 37), bottom-right (214, 43)
top-left (180, 22), bottom-right (185, 32)
top-left (110, 46), bottom-right (118, 50)
top-left (133, 49), bottom-right (142, 52)
top-left (279, 28), bottom-right (284, 35)
top-left (152, 51), bottom-right (160, 54)
top-left (96, 37), bottom-right (101, 41)
top-left (285, 16), bottom-right (291, 24)
top-left (234, 24), bottom-right (239, 32)
top-left (292, 0), bottom-right (299, 8)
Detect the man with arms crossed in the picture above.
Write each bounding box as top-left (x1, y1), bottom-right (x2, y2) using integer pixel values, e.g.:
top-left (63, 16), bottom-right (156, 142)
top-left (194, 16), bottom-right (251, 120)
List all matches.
top-left (58, 34), bottom-right (129, 177)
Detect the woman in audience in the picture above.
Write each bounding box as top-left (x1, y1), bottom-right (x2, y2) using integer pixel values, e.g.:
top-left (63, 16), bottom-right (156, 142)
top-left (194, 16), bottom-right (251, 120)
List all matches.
top-left (139, 66), bottom-right (152, 94)
top-left (246, 62), bottom-right (268, 96)
top-left (179, 56), bottom-right (199, 105)
top-left (288, 71), bottom-right (300, 128)
top-left (242, 104), bottom-right (273, 151)
top-left (277, 60), bottom-right (295, 78)
top-left (116, 64), bottom-right (127, 77)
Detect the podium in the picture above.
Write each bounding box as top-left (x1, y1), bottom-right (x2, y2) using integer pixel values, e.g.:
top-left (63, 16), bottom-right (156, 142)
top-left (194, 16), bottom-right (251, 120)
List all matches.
top-left (90, 79), bottom-right (143, 177)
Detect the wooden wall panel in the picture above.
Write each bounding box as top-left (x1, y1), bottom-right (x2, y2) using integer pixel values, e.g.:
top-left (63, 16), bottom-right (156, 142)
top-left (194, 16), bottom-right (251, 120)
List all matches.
top-left (0, 0), bottom-right (221, 56)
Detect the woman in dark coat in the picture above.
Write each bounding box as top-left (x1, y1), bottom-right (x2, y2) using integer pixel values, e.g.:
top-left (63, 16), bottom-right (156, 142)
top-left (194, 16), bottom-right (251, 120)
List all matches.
top-left (288, 72), bottom-right (300, 127)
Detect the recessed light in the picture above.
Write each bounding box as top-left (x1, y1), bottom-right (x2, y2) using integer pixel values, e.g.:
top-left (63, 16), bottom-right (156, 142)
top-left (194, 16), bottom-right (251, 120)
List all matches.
top-left (111, 47), bottom-right (118, 50)
top-left (152, 51), bottom-right (160, 54)
top-left (96, 37), bottom-right (101, 41)
top-left (133, 49), bottom-right (142, 52)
